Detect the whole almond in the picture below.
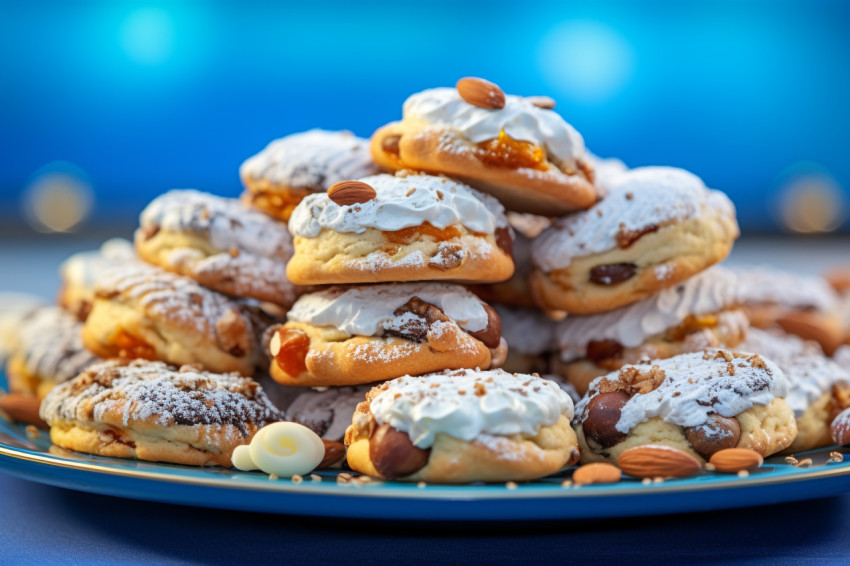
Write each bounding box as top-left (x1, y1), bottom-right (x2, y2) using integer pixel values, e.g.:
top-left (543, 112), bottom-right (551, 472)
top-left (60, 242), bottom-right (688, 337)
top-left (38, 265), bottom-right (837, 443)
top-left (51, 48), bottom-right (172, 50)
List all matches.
top-left (572, 462), bottom-right (622, 485)
top-left (0, 393), bottom-right (46, 427)
top-left (617, 445), bottom-right (701, 478)
top-left (456, 77), bottom-right (506, 110)
top-left (327, 180), bottom-right (377, 206)
top-left (709, 448), bottom-right (763, 473)
top-left (526, 95), bottom-right (556, 109)
top-left (317, 439), bottom-right (346, 469)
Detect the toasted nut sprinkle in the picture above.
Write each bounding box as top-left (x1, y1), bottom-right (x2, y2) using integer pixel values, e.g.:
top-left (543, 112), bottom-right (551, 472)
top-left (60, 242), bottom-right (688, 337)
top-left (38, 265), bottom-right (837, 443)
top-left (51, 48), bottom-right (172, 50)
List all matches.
top-left (641, 478), bottom-right (652, 486)
top-left (704, 463), bottom-right (716, 471)
top-left (830, 452), bottom-right (844, 463)
top-left (310, 474), bottom-right (322, 482)
top-left (25, 425), bottom-right (39, 439)
top-left (785, 456), bottom-right (799, 466)
top-left (337, 472), bottom-right (353, 484)
top-left (796, 458), bottom-right (813, 468)
top-left (737, 470), bottom-right (750, 478)
top-left (417, 481), bottom-right (427, 489)
top-left (291, 474), bottom-right (303, 484)
top-left (652, 477), bottom-right (664, 484)
top-left (269, 474), bottom-right (279, 481)
top-left (560, 479), bottom-right (573, 488)
top-left (506, 481), bottom-right (518, 490)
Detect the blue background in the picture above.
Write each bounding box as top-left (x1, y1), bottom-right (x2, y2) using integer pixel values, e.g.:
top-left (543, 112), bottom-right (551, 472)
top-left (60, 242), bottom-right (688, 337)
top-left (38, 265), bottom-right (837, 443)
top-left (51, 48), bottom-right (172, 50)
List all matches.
top-left (1, 0), bottom-right (849, 234)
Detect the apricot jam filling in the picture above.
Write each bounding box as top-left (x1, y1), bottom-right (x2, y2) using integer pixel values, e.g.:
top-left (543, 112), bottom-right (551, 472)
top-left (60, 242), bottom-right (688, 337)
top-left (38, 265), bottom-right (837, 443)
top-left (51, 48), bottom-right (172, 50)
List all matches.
top-left (249, 190), bottom-right (309, 220)
top-left (273, 328), bottom-right (310, 377)
top-left (111, 329), bottom-right (157, 360)
top-left (476, 129), bottom-right (547, 171)
top-left (665, 314), bottom-right (719, 342)
top-left (382, 223), bottom-right (462, 245)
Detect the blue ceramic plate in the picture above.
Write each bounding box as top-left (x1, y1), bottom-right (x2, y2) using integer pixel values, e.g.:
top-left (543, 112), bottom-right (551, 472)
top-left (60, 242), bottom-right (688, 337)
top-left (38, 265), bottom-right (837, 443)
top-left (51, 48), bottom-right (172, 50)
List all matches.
top-left (2, 371), bottom-right (850, 520)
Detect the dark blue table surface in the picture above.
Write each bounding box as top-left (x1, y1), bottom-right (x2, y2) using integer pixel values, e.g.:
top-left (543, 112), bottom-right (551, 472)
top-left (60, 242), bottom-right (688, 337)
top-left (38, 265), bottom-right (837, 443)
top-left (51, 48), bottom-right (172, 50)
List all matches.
top-left (1, 470), bottom-right (849, 565)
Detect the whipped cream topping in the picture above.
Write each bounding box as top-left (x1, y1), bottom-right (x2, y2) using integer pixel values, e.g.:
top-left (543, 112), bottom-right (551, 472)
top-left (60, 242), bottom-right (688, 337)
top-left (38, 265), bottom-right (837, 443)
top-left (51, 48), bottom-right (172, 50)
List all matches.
top-left (368, 369), bottom-right (574, 448)
top-left (555, 267), bottom-right (741, 361)
top-left (533, 167), bottom-right (736, 271)
top-left (15, 306), bottom-right (99, 384)
top-left (402, 87), bottom-right (585, 166)
top-left (731, 266), bottom-right (840, 312)
top-left (495, 305), bottom-right (556, 355)
top-left (60, 238), bottom-right (136, 291)
top-left (289, 173), bottom-right (508, 238)
top-left (139, 189), bottom-right (293, 260)
top-left (287, 283), bottom-right (491, 335)
top-left (240, 129), bottom-right (378, 190)
top-left (575, 351), bottom-right (788, 433)
top-left (835, 345), bottom-right (850, 367)
top-left (739, 328), bottom-right (849, 416)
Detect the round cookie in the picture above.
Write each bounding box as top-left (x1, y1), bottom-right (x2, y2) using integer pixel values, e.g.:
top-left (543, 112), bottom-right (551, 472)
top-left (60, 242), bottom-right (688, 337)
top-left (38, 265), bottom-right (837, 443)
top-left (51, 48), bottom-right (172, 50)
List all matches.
top-left (58, 238), bottom-right (136, 321)
top-left (573, 350), bottom-right (797, 465)
top-left (286, 172), bottom-right (514, 285)
top-left (6, 306), bottom-right (99, 398)
top-left (284, 385), bottom-right (371, 442)
top-left (267, 283), bottom-right (506, 387)
top-left (40, 359), bottom-right (281, 467)
top-left (531, 167), bottom-right (739, 314)
top-left (344, 369), bottom-right (579, 483)
top-left (370, 80), bottom-right (596, 215)
top-left (732, 266), bottom-right (843, 355)
top-left (494, 305), bottom-right (556, 375)
top-left (82, 263), bottom-right (265, 376)
top-left (240, 129), bottom-right (378, 221)
top-left (553, 267), bottom-right (749, 395)
top-left (135, 189), bottom-right (297, 308)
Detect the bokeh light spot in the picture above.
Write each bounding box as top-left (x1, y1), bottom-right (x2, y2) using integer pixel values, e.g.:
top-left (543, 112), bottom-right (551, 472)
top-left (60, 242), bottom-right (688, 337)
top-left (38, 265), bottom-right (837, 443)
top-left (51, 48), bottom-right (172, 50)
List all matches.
top-left (779, 169), bottom-right (847, 234)
top-left (22, 164), bottom-right (94, 233)
top-left (120, 7), bottom-right (174, 65)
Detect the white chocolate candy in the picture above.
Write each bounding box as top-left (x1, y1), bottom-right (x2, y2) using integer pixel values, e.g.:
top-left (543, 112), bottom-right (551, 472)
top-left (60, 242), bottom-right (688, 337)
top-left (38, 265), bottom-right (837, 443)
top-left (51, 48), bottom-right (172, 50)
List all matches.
top-left (232, 422), bottom-right (325, 477)
top-left (231, 445), bottom-right (258, 471)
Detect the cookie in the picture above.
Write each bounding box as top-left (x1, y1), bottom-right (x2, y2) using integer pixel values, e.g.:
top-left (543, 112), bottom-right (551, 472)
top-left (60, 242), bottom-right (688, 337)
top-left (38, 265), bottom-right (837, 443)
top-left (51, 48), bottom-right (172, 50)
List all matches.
top-left (286, 172), bottom-right (514, 285)
top-left (573, 350), bottom-right (797, 465)
top-left (135, 190), bottom-right (297, 307)
top-left (267, 283), bottom-right (506, 387)
top-left (40, 359), bottom-right (281, 467)
top-left (58, 238), bottom-right (136, 321)
top-left (369, 79), bottom-right (597, 215)
top-left (494, 305), bottom-right (556, 375)
top-left (732, 266), bottom-right (843, 354)
top-left (0, 293), bottom-right (43, 366)
top-left (344, 369), bottom-right (579, 483)
top-left (284, 385), bottom-right (371, 442)
top-left (240, 129), bottom-right (378, 221)
top-left (739, 328), bottom-right (850, 452)
top-left (5, 306), bottom-right (99, 398)
top-left (552, 267), bottom-right (749, 395)
top-left (82, 263), bottom-right (265, 375)
top-left (531, 167), bottom-right (739, 314)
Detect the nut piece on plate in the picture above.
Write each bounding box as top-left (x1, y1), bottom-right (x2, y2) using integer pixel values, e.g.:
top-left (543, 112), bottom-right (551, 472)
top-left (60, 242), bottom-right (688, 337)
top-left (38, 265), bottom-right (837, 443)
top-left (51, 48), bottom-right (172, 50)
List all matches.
top-left (708, 448), bottom-right (764, 473)
top-left (617, 445), bottom-right (701, 479)
top-left (572, 462), bottom-right (622, 485)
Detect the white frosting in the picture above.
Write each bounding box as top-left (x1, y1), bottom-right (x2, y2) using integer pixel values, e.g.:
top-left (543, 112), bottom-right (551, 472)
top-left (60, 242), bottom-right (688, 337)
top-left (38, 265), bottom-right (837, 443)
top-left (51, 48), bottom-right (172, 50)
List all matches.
top-left (731, 266), bottom-right (840, 312)
top-left (533, 167), bottom-right (736, 271)
top-left (287, 283), bottom-right (490, 335)
top-left (60, 239), bottom-right (136, 291)
top-left (289, 173), bottom-right (508, 238)
top-left (239, 129), bottom-right (378, 189)
top-left (835, 345), bottom-right (850, 368)
top-left (368, 369), bottom-right (574, 448)
top-left (555, 267), bottom-right (741, 361)
top-left (15, 306), bottom-right (99, 384)
top-left (575, 351), bottom-right (788, 433)
top-left (495, 305), bottom-right (556, 355)
top-left (402, 87), bottom-right (585, 166)
top-left (739, 328), bottom-right (849, 416)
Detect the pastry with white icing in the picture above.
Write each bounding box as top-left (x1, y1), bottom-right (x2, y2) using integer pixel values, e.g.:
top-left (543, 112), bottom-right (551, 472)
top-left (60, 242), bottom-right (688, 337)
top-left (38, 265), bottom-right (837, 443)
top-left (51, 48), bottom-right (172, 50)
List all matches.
top-left (531, 166), bottom-right (739, 314)
top-left (493, 305), bottom-right (556, 375)
top-left (283, 385), bottom-right (371, 442)
top-left (552, 267), bottom-right (749, 395)
top-left (6, 306), bottom-right (99, 399)
top-left (286, 172), bottom-right (514, 285)
top-left (135, 190), bottom-right (298, 308)
top-left (82, 263), bottom-right (268, 376)
top-left (369, 78), bottom-right (597, 215)
top-left (585, 150), bottom-right (628, 197)
top-left (738, 328), bottom-right (850, 452)
top-left (266, 283), bottom-right (506, 387)
top-left (240, 129), bottom-right (378, 221)
top-left (573, 350), bottom-right (797, 465)
top-left (732, 266), bottom-right (843, 354)
top-left (344, 369), bottom-right (579, 483)
top-left (58, 238), bottom-right (136, 320)
top-left (40, 359), bottom-right (281, 467)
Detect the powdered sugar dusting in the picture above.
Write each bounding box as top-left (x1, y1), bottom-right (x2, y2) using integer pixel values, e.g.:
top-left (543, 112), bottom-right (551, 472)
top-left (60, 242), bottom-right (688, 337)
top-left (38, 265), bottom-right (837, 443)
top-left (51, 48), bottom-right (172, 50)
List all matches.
top-left (731, 266), bottom-right (839, 312)
top-left (15, 306), bottom-right (99, 385)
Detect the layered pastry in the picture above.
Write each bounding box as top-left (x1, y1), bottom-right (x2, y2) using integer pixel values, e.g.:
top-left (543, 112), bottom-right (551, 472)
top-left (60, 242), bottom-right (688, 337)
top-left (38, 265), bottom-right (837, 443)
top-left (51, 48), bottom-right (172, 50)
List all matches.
top-left (286, 172), bottom-right (514, 285)
top-left (370, 78), bottom-right (597, 215)
top-left (266, 283), bottom-right (506, 387)
top-left (825, 266), bottom-right (850, 348)
top-left (284, 385), bottom-right (371, 442)
top-left (739, 328), bottom-right (850, 453)
top-left (82, 263), bottom-right (264, 375)
top-left (135, 190), bottom-right (298, 308)
top-left (574, 350), bottom-right (797, 465)
top-left (552, 267), bottom-right (748, 395)
top-left (345, 369), bottom-right (579, 483)
top-left (732, 266), bottom-right (843, 355)
top-left (240, 129), bottom-right (378, 221)
top-left (494, 305), bottom-right (556, 375)
top-left (58, 238), bottom-right (136, 321)
top-left (6, 307), bottom-right (99, 398)
top-left (40, 359), bottom-right (281, 467)
top-left (531, 167), bottom-right (739, 314)
top-left (0, 293), bottom-right (43, 365)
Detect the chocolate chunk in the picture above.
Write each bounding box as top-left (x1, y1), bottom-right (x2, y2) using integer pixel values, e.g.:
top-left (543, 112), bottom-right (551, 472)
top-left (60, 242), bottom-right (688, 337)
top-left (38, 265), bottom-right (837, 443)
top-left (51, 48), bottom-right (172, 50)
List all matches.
top-left (585, 339), bottom-right (624, 363)
top-left (381, 135), bottom-right (401, 156)
top-left (369, 424), bottom-right (430, 478)
top-left (685, 414), bottom-right (741, 459)
top-left (616, 223), bottom-right (658, 249)
top-left (589, 263), bottom-right (637, 285)
top-left (467, 303), bottom-right (502, 349)
top-left (385, 297), bottom-right (449, 342)
top-left (582, 391), bottom-right (629, 449)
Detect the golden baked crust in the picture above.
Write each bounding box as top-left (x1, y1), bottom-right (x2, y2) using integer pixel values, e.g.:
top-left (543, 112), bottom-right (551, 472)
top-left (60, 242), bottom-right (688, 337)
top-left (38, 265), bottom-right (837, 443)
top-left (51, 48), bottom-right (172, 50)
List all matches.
top-left (371, 123), bottom-right (597, 216)
top-left (240, 187), bottom-right (314, 223)
top-left (744, 305), bottom-right (844, 356)
top-left (286, 225), bottom-right (514, 285)
top-left (40, 359), bottom-right (281, 467)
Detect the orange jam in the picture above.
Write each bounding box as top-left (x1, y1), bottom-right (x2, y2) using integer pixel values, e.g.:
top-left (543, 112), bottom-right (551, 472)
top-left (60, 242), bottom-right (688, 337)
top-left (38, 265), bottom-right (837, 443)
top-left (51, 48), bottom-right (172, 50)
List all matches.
top-left (274, 328), bottom-right (310, 377)
top-left (665, 314), bottom-right (719, 342)
top-left (112, 329), bottom-right (157, 360)
top-left (382, 223), bottom-right (462, 244)
top-left (476, 129), bottom-right (547, 170)
top-left (249, 190), bottom-right (310, 221)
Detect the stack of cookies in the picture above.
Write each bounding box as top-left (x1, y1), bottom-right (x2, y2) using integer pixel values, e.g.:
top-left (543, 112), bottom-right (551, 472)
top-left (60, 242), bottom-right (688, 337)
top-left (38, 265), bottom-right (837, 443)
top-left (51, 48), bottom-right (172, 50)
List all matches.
top-left (3, 77), bottom-right (850, 484)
